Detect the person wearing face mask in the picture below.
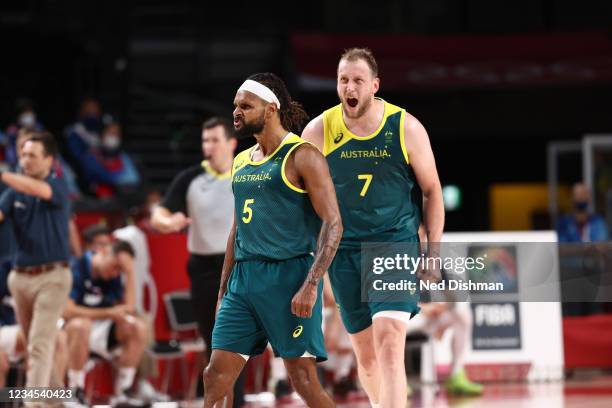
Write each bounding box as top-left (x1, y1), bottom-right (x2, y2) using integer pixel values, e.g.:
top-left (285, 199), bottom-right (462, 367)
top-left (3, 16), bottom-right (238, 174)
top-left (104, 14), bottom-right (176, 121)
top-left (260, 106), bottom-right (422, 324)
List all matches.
top-left (91, 121), bottom-right (141, 198)
top-left (65, 97), bottom-right (104, 156)
top-left (64, 98), bottom-right (121, 197)
top-left (67, 112), bottom-right (141, 199)
top-left (4, 98), bottom-right (44, 172)
top-left (557, 183), bottom-right (609, 317)
top-left (557, 183), bottom-right (609, 243)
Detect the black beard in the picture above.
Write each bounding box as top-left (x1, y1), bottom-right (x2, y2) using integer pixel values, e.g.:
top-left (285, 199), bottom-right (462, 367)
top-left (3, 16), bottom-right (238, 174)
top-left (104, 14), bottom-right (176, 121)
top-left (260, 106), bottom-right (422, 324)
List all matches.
top-left (235, 116), bottom-right (265, 139)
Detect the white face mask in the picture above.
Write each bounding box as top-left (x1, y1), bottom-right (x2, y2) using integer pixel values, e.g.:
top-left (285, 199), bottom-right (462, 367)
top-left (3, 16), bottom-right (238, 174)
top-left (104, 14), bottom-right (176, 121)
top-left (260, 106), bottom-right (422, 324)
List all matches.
top-left (102, 134), bottom-right (120, 150)
top-left (19, 112), bottom-right (36, 129)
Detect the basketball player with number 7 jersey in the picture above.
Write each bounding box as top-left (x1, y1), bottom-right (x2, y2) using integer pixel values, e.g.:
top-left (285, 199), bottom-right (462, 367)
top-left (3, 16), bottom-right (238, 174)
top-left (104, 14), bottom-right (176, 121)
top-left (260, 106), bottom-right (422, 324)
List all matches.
top-left (302, 48), bottom-right (445, 408)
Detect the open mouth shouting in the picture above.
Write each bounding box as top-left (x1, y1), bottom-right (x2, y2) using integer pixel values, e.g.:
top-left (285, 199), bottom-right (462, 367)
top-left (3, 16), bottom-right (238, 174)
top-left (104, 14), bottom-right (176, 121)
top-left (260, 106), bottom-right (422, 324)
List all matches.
top-left (346, 97), bottom-right (358, 108)
top-left (233, 116), bottom-right (244, 129)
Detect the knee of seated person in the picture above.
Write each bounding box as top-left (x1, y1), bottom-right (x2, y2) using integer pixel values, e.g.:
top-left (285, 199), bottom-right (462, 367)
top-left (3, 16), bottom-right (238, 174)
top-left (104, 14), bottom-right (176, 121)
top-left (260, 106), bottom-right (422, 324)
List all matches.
top-left (117, 316), bottom-right (140, 337)
top-left (65, 318), bottom-right (92, 338)
top-left (128, 317), bottom-right (147, 343)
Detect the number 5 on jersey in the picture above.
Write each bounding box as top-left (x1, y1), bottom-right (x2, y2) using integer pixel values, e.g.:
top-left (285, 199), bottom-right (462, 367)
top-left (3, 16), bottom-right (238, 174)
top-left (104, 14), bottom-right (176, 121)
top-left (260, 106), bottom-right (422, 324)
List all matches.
top-left (242, 199), bottom-right (255, 223)
top-left (358, 174), bottom-right (373, 197)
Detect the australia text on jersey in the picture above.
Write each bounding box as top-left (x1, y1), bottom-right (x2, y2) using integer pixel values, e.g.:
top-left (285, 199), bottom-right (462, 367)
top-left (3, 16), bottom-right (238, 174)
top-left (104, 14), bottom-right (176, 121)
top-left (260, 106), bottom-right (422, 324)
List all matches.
top-left (233, 171), bottom-right (273, 183)
top-left (339, 147), bottom-right (391, 159)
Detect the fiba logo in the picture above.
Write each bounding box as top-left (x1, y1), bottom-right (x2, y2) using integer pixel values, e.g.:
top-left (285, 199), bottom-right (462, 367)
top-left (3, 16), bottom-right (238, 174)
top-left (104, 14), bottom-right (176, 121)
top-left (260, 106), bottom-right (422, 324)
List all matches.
top-left (474, 304), bottom-right (516, 326)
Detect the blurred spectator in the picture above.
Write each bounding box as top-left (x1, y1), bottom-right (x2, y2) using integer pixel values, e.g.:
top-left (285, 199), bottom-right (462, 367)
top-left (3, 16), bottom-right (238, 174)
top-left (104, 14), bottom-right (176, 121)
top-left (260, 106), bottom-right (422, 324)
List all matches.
top-left (557, 183), bottom-right (609, 242)
top-left (91, 121), bottom-right (141, 198)
top-left (4, 98), bottom-right (44, 172)
top-left (557, 183), bottom-right (609, 316)
top-left (407, 303), bottom-right (483, 396)
top-left (63, 240), bottom-right (148, 407)
top-left (0, 187), bottom-right (16, 286)
top-left (71, 225), bottom-right (166, 403)
top-left (64, 98), bottom-right (112, 195)
top-left (65, 98), bottom-right (104, 159)
top-left (82, 224), bottom-right (113, 252)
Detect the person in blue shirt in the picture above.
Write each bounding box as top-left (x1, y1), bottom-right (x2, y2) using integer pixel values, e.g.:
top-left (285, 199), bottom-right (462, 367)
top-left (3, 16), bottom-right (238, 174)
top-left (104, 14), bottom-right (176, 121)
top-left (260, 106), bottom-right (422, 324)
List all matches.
top-left (557, 183), bottom-right (609, 243)
top-left (64, 98), bottom-right (104, 163)
top-left (63, 239), bottom-right (148, 407)
top-left (0, 131), bottom-right (73, 389)
top-left (557, 183), bottom-right (610, 316)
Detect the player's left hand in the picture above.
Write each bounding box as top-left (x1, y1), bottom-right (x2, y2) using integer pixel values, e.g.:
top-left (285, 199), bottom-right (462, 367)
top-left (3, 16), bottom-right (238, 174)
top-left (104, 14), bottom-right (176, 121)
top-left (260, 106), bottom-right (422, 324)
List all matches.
top-left (291, 283), bottom-right (318, 318)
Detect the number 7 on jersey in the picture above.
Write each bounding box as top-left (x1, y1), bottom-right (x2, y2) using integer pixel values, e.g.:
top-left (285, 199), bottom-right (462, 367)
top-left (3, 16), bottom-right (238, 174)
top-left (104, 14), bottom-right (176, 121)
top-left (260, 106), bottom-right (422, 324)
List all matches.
top-left (358, 174), bottom-right (373, 197)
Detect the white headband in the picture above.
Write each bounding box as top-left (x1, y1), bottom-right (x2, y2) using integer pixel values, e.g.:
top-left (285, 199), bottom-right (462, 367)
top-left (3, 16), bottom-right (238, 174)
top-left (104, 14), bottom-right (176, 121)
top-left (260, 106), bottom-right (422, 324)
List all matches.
top-left (237, 79), bottom-right (281, 109)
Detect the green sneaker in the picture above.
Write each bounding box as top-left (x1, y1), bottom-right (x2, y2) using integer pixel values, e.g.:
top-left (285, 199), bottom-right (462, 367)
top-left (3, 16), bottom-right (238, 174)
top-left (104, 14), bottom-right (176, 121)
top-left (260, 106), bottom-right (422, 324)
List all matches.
top-left (445, 370), bottom-right (484, 396)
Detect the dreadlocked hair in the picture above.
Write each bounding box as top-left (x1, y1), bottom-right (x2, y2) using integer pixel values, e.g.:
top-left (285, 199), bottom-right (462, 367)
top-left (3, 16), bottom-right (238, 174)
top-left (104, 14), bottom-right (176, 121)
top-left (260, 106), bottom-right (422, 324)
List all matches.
top-left (247, 73), bottom-right (309, 134)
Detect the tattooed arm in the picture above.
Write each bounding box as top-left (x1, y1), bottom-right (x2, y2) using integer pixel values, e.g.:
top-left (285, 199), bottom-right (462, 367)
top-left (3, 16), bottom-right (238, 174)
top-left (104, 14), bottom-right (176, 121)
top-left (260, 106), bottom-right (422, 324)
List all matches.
top-left (287, 143), bottom-right (343, 318)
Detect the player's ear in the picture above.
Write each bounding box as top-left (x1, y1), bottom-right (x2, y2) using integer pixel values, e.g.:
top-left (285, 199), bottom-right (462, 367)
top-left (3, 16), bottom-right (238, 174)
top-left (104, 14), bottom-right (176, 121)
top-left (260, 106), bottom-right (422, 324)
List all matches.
top-left (265, 103), bottom-right (277, 119)
top-left (372, 77), bottom-right (380, 94)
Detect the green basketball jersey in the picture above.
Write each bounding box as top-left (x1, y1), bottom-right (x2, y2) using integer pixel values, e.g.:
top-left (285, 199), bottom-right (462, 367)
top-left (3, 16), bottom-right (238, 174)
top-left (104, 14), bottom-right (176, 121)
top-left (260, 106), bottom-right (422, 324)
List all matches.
top-left (323, 99), bottom-right (421, 248)
top-left (231, 134), bottom-right (321, 261)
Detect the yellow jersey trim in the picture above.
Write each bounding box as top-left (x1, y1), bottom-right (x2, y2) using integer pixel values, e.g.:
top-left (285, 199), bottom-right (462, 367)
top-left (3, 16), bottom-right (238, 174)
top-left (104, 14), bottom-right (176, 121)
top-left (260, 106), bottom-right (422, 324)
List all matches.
top-left (339, 97), bottom-right (388, 141)
top-left (322, 118), bottom-right (329, 156)
top-left (246, 133), bottom-right (301, 166)
top-left (398, 110), bottom-right (410, 165)
top-left (281, 141), bottom-right (311, 194)
top-left (201, 160), bottom-right (231, 180)
top-left (231, 150), bottom-right (251, 178)
top-left (323, 99), bottom-right (403, 156)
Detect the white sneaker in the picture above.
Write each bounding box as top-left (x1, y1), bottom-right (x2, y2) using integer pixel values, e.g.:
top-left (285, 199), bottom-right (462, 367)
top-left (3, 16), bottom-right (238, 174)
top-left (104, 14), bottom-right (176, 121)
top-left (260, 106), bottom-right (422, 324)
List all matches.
top-left (136, 379), bottom-right (170, 403)
top-left (110, 390), bottom-right (150, 407)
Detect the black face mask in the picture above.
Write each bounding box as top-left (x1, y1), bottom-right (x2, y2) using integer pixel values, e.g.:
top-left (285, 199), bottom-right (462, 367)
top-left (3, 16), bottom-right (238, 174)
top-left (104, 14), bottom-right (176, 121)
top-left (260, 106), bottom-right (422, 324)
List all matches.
top-left (81, 115), bottom-right (102, 133)
top-left (235, 115), bottom-right (265, 140)
top-left (574, 201), bottom-right (589, 212)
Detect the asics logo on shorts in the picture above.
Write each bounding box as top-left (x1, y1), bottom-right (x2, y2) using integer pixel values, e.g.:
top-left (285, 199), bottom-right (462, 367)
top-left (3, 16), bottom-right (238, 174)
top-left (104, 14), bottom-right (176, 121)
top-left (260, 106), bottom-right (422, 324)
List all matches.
top-left (292, 325), bottom-right (304, 338)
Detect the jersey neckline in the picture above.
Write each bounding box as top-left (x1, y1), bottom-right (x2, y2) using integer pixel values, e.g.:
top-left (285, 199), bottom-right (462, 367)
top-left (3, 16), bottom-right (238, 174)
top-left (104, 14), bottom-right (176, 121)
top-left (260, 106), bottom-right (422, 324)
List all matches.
top-left (247, 132), bottom-right (296, 166)
top-left (340, 97), bottom-right (387, 141)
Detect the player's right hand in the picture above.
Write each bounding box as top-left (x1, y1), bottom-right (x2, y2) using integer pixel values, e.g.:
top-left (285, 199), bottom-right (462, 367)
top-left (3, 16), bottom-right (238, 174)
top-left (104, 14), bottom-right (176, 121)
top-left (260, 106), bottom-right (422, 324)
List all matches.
top-left (291, 283), bottom-right (317, 318)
